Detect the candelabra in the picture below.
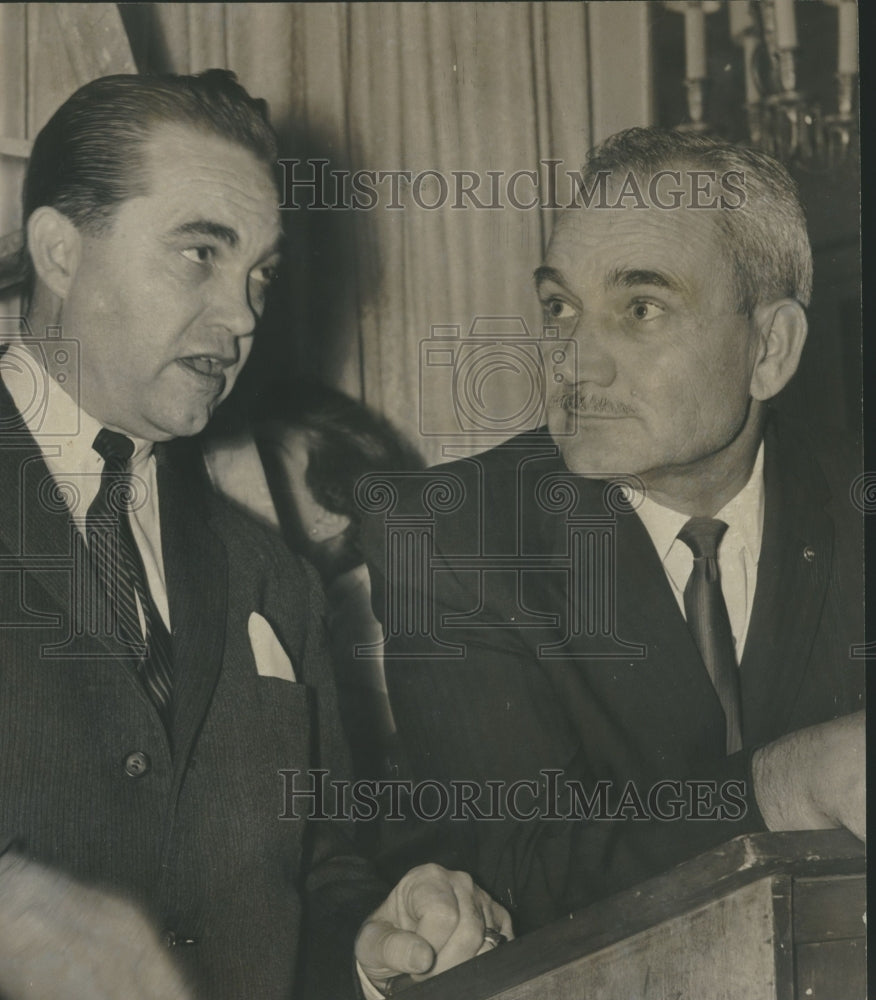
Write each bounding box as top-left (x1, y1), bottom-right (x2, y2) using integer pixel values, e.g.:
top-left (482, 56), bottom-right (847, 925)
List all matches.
top-left (663, 1), bottom-right (858, 170)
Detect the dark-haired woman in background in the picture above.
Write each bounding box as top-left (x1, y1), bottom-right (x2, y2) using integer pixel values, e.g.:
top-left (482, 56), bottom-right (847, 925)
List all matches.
top-left (254, 382), bottom-right (424, 784)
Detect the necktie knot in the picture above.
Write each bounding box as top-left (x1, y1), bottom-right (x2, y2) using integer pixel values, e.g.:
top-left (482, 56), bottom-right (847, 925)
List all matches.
top-left (93, 428), bottom-right (135, 468)
top-left (678, 517), bottom-right (728, 560)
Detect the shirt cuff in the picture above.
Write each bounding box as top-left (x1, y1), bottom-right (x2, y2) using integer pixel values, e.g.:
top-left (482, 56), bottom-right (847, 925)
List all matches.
top-left (356, 960), bottom-right (387, 1000)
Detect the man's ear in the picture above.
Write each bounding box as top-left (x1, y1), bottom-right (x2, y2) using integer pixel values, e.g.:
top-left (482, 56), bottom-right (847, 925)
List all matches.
top-left (26, 206), bottom-right (82, 300)
top-left (748, 299), bottom-right (808, 401)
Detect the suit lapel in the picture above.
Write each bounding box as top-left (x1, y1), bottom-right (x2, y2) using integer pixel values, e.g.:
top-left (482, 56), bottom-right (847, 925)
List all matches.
top-left (740, 417), bottom-right (833, 743)
top-left (156, 438), bottom-right (228, 763)
top-left (0, 374), bottom-right (72, 581)
top-left (614, 503), bottom-right (721, 696)
top-left (0, 376), bottom-right (127, 655)
top-left (527, 464), bottom-right (726, 752)
top-left (611, 494), bottom-right (729, 750)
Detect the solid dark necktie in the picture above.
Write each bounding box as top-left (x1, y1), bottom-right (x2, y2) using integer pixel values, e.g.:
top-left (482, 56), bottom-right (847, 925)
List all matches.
top-left (87, 428), bottom-right (174, 731)
top-left (677, 517), bottom-right (743, 754)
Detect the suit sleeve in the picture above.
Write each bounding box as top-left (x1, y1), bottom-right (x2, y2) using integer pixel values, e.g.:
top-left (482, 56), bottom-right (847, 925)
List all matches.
top-left (271, 555), bottom-right (387, 999)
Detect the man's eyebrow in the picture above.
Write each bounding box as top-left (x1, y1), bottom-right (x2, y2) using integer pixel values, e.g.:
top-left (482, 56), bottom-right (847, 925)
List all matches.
top-left (533, 265), bottom-right (567, 290)
top-left (169, 220), bottom-right (286, 259)
top-left (605, 267), bottom-right (684, 293)
top-left (169, 220), bottom-right (240, 247)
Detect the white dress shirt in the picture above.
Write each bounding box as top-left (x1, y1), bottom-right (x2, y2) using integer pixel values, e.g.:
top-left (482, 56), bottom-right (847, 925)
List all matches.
top-left (2, 342), bottom-right (170, 630)
top-left (628, 443), bottom-right (765, 660)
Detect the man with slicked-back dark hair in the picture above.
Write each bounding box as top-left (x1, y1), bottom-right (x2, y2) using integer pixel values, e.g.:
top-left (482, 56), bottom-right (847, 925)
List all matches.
top-left (0, 71), bottom-right (510, 1000)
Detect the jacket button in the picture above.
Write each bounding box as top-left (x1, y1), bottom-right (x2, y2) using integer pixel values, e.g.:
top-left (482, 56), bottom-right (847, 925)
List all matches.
top-left (124, 751), bottom-right (151, 778)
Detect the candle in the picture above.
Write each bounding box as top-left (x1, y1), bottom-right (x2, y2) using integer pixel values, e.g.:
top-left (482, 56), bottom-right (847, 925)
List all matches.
top-left (743, 34), bottom-right (759, 102)
top-left (838, 2), bottom-right (858, 75)
top-left (728, 2), bottom-right (753, 43)
top-left (774, 0), bottom-right (798, 50)
top-left (685, 3), bottom-right (707, 81)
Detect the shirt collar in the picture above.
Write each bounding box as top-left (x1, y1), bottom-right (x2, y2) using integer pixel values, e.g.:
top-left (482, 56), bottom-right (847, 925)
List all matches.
top-left (714, 440), bottom-right (765, 564)
top-left (2, 341), bottom-right (153, 468)
top-left (628, 441), bottom-right (765, 565)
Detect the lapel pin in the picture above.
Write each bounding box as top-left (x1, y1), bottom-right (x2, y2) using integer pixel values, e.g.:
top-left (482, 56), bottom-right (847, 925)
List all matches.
top-left (803, 546), bottom-right (815, 562)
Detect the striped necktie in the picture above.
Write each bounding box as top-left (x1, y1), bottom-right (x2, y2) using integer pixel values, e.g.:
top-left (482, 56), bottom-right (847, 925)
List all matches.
top-left (677, 517), bottom-right (743, 754)
top-left (87, 428), bottom-right (174, 733)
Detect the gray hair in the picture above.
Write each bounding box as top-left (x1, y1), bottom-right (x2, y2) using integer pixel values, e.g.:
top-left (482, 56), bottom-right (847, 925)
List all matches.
top-left (579, 127), bottom-right (813, 312)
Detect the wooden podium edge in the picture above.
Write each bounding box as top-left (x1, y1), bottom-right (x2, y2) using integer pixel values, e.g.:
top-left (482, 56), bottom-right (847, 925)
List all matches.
top-left (402, 829), bottom-right (865, 999)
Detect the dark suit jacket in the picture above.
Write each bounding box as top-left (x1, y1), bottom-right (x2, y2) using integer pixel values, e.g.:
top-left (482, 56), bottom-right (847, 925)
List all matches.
top-left (0, 379), bottom-right (385, 1000)
top-left (363, 414), bottom-right (864, 931)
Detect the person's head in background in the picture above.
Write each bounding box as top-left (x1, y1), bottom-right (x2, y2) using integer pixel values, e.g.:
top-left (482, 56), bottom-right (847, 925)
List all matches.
top-left (255, 381), bottom-right (424, 582)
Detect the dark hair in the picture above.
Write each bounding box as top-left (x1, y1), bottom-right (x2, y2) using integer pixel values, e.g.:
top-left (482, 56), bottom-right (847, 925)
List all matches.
top-left (255, 382), bottom-right (424, 575)
top-left (22, 69), bottom-right (278, 299)
top-left (578, 127), bottom-right (813, 312)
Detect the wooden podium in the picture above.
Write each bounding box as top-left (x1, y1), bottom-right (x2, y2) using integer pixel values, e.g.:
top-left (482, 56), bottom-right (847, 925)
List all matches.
top-left (401, 831), bottom-right (865, 1000)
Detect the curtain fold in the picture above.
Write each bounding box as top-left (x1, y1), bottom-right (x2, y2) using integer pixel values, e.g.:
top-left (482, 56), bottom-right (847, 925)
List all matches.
top-left (0, 3), bottom-right (135, 303)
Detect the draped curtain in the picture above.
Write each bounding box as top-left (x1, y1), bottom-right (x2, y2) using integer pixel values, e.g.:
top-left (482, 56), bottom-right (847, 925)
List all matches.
top-left (0, 3), bottom-right (136, 303)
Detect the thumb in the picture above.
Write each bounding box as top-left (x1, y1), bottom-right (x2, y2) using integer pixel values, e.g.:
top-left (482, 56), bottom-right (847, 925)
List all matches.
top-left (356, 920), bottom-right (435, 977)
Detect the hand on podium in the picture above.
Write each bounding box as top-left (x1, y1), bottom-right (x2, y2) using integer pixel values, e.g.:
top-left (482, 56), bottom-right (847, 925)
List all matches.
top-left (355, 864), bottom-right (513, 996)
top-left (752, 710), bottom-right (865, 841)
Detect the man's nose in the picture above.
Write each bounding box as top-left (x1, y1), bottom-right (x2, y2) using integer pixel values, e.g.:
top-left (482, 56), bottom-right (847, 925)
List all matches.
top-left (210, 275), bottom-right (259, 340)
top-left (552, 318), bottom-right (616, 388)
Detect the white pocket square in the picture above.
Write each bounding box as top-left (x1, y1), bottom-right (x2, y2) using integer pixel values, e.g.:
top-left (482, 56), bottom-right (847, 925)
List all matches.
top-left (248, 612), bottom-right (296, 682)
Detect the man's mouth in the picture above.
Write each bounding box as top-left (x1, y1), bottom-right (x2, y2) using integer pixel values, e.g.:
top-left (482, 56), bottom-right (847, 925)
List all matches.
top-left (178, 355), bottom-right (231, 380)
top-left (552, 390), bottom-right (636, 418)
